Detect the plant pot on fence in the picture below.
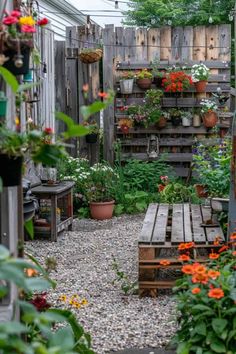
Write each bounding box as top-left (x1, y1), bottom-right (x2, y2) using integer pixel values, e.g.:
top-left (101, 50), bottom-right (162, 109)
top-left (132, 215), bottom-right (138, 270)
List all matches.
top-left (156, 116), bottom-right (167, 129)
top-left (194, 80), bottom-right (207, 93)
top-left (193, 114), bottom-right (201, 127)
top-left (0, 154), bottom-right (23, 187)
top-left (171, 116), bottom-right (181, 126)
top-left (0, 91), bottom-right (7, 117)
top-left (136, 78), bottom-right (152, 90)
top-left (85, 133), bottom-right (98, 144)
top-left (89, 200), bottom-right (115, 220)
top-left (120, 79), bottom-right (134, 94)
top-left (153, 76), bottom-right (164, 88)
top-left (78, 49), bottom-right (103, 64)
top-left (182, 117), bottom-right (192, 127)
top-left (195, 184), bottom-right (208, 198)
top-left (3, 47), bottom-right (30, 75)
top-left (202, 111), bottom-right (218, 128)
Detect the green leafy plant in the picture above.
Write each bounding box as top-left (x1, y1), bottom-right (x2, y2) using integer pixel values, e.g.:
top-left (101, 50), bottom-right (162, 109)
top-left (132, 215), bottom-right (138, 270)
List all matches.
top-left (144, 88), bottom-right (163, 106)
top-left (172, 248), bottom-right (236, 354)
top-left (0, 245), bottom-right (94, 353)
top-left (136, 68), bottom-right (152, 79)
top-left (159, 182), bottom-right (200, 204)
top-left (119, 71), bottom-right (135, 80)
top-left (112, 255), bottom-right (138, 295)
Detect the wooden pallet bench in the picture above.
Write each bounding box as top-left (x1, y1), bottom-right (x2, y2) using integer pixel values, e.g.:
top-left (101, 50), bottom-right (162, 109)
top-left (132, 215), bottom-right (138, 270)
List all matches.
top-left (138, 203), bottom-right (224, 297)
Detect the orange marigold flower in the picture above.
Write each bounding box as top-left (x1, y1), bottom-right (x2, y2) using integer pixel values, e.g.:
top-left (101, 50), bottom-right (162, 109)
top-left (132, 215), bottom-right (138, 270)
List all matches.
top-left (209, 253), bottom-right (219, 260)
top-left (191, 287), bottom-right (201, 294)
top-left (178, 243), bottom-right (187, 251)
top-left (25, 268), bottom-right (38, 277)
top-left (208, 270), bottom-right (220, 279)
top-left (208, 288), bottom-right (224, 299)
top-left (182, 264), bottom-right (194, 274)
top-left (192, 273), bottom-right (209, 285)
top-left (218, 245), bottom-right (229, 253)
top-left (159, 259), bottom-right (170, 266)
top-left (230, 234), bottom-right (236, 240)
top-left (194, 265), bottom-right (207, 275)
top-left (185, 242), bottom-right (195, 249)
top-left (178, 254), bottom-right (190, 262)
top-left (232, 251), bottom-right (236, 256)
top-left (98, 92), bottom-right (109, 99)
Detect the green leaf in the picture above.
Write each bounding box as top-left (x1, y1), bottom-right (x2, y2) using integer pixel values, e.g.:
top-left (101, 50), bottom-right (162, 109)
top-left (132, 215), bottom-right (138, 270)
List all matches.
top-left (56, 112), bottom-right (75, 128)
top-left (177, 342), bottom-right (191, 354)
top-left (24, 219), bottom-right (34, 240)
top-left (195, 322), bottom-right (207, 336)
top-left (210, 339), bottom-right (226, 353)
top-left (0, 285), bottom-right (8, 298)
top-left (0, 67), bottom-right (19, 93)
top-left (64, 125), bottom-right (90, 139)
top-left (80, 101), bottom-right (106, 120)
top-left (0, 245), bottom-right (10, 260)
top-left (49, 326), bottom-right (74, 349)
top-left (25, 252), bottom-right (56, 289)
top-left (25, 277), bottom-right (51, 292)
top-left (17, 81), bottom-right (40, 93)
top-left (229, 288), bottom-right (236, 301)
top-left (0, 321), bottom-right (28, 334)
top-left (192, 304), bottom-right (214, 313)
top-left (212, 318), bottom-right (228, 336)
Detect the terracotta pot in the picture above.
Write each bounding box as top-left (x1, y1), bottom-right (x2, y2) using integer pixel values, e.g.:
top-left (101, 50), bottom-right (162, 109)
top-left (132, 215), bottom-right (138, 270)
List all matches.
top-left (156, 116), bottom-right (167, 129)
top-left (136, 78), bottom-right (152, 90)
top-left (90, 200), bottom-right (115, 220)
top-left (202, 111), bottom-right (218, 128)
top-left (195, 184), bottom-right (208, 198)
top-left (193, 114), bottom-right (201, 127)
top-left (194, 80), bottom-right (207, 92)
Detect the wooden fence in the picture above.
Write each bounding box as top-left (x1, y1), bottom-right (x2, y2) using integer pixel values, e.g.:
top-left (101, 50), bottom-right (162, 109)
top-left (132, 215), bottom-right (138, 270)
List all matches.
top-left (102, 24), bottom-right (232, 173)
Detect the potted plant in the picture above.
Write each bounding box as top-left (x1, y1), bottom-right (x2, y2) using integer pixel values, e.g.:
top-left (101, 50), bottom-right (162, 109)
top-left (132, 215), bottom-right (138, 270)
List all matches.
top-left (192, 108), bottom-right (201, 127)
top-left (82, 120), bottom-right (99, 144)
top-left (1, 9), bottom-right (49, 75)
top-left (162, 70), bottom-right (193, 93)
top-left (156, 111), bottom-right (169, 129)
top-left (119, 71), bottom-right (134, 94)
top-left (84, 163), bottom-right (118, 220)
top-left (191, 63), bottom-right (210, 92)
top-left (169, 108), bottom-right (182, 126)
top-left (78, 48), bottom-right (103, 64)
top-left (181, 111), bottom-right (192, 127)
top-left (200, 99), bottom-right (218, 128)
top-left (144, 88), bottom-right (163, 106)
top-left (127, 105), bottom-right (147, 128)
top-left (0, 91), bottom-right (8, 117)
top-left (118, 118), bottom-right (133, 134)
top-left (136, 69), bottom-right (153, 89)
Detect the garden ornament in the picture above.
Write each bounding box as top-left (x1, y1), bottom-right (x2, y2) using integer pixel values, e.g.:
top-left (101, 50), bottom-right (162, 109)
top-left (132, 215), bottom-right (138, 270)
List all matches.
top-left (147, 134), bottom-right (159, 158)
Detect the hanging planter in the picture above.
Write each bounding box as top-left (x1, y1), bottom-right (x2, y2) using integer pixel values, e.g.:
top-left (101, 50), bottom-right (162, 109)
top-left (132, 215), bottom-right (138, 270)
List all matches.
top-left (194, 80), bottom-right (207, 93)
top-left (202, 111), bottom-right (218, 128)
top-left (120, 79), bottom-right (134, 94)
top-left (0, 154), bottom-right (23, 187)
top-left (0, 91), bottom-right (7, 117)
top-left (85, 133), bottom-right (98, 144)
top-left (79, 48), bottom-right (103, 64)
top-left (89, 200), bottom-right (115, 220)
top-left (3, 47), bottom-right (31, 76)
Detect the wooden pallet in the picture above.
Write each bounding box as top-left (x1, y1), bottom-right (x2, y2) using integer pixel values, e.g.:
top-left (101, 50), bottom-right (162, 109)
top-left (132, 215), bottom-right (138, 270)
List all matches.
top-left (138, 203), bottom-right (224, 297)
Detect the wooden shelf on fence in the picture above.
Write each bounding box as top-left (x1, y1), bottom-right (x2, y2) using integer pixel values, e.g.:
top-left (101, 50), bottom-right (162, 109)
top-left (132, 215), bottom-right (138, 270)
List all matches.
top-left (116, 126), bottom-right (208, 134)
top-left (116, 60), bottom-right (231, 70)
top-left (121, 152), bottom-right (193, 162)
top-left (116, 83), bottom-right (231, 93)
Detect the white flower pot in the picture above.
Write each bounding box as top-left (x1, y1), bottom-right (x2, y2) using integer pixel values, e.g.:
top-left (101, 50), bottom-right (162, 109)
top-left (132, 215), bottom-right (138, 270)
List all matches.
top-left (120, 79), bottom-right (134, 94)
top-left (182, 117), bottom-right (192, 127)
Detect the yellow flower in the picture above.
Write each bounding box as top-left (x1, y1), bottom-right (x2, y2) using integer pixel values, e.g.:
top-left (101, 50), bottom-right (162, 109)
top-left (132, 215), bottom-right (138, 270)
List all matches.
top-left (19, 16), bottom-right (36, 26)
top-left (81, 299), bottom-right (88, 306)
top-left (75, 302), bottom-right (81, 309)
top-left (15, 117), bottom-right (20, 126)
top-left (70, 294), bottom-right (79, 299)
top-left (59, 295), bottom-right (67, 302)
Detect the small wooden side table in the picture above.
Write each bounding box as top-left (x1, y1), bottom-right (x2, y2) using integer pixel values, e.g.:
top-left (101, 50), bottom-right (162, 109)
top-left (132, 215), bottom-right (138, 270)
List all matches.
top-left (31, 181), bottom-right (75, 241)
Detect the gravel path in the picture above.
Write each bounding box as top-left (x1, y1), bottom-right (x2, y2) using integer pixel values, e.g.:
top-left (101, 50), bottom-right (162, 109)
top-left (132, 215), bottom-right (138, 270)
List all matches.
top-left (26, 214), bottom-right (177, 353)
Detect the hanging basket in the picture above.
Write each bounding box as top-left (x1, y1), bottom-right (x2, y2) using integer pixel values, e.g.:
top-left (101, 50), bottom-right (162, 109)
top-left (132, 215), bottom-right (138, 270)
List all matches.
top-left (78, 49), bottom-right (103, 64)
top-left (3, 47), bottom-right (30, 76)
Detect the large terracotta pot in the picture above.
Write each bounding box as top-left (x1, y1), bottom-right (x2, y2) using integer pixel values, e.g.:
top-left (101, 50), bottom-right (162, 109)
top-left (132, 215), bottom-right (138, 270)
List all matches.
top-left (194, 80), bottom-right (207, 92)
top-left (136, 78), bottom-right (152, 90)
top-left (202, 111), bottom-right (218, 128)
top-left (195, 184), bottom-right (208, 198)
top-left (156, 116), bottom-right (167, 129)
top-left (90, 200), bottom-right (115, 220)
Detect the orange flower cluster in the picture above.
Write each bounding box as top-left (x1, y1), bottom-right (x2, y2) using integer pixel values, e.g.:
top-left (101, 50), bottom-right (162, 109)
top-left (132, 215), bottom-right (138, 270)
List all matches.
top-left (178, 242), bottom-right (195, 251)
top-left (159, 259), bottom-right (170, 266)
top-left (162, 71), bottom-right (193, 92)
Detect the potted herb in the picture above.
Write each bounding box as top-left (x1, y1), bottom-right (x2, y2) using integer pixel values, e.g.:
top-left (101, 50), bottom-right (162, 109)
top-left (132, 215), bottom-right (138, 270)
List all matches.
top-left (78, 48), bottom-right (103, 64)
top-left (200, 99), bottom-right (218, 128)
top-left (119, 71), bottom-right (135, 94)
top-left (181, 111), bottom-right (192, 127)
top-left (169, 108), bottom-right (182, 126)
top-left (84, 163), bottom-right (118, 220)
top-left (191, 63), bottom-right (210, 92)
top-left (136, 69), bottom-right (153, 89)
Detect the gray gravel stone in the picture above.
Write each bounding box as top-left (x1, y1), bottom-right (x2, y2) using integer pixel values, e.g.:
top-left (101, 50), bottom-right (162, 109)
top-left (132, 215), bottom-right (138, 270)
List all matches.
top-left (26, 214), bottom-right (177, 353)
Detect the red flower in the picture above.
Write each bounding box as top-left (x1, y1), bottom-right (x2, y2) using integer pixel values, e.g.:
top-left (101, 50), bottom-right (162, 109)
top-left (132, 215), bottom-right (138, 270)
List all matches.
top-left (120, 125), bottom-right (129, 134)
top-left (21, 25), bottom-right (36, 33)
top-left (191, 287), bottom-right (201, 294)
top-left (162, 71), bottom-right (193, 93)
top-left (11, 10), bottom-right (21, 18)
top-left (218, 245), bottom-right (229, 253)
top-left (30, 293), bottom-right (51, 312)
top-left (98, 92), bottom-right (109, 99)
top-left (37, 18), bottom-right (49, 26)
top-left (44, 127), bottom-right (53, 135)
top-left (158, 184), bottom-right (166, 192)
top-left (208, 288), bottom-right (224, 299)
top-left (3, 15), bottom-right (18, 25)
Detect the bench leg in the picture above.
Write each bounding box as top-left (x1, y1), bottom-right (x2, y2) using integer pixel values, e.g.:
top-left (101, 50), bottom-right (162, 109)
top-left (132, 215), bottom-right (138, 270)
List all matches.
top-left (139, 247), bottom-right (156, 281)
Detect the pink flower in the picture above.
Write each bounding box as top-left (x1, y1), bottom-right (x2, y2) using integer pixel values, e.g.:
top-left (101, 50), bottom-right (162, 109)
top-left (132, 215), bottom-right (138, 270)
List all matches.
top-left (11, 10), bottom-right (21, 18)
top-left (160, 175), bottom-right (168, 181)
top-left (21, 25), bottom-right (36, 33)
top-left (3, 16), bottom-right (18, 25)
top-left (37, 18), bottom-right (49, 26)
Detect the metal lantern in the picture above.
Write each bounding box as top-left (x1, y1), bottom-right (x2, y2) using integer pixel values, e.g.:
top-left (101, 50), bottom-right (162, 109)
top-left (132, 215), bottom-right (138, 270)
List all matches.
top-left (147, 134), bottom-right (159, 159)
top-left (0, 91), bottom-right (7, 117)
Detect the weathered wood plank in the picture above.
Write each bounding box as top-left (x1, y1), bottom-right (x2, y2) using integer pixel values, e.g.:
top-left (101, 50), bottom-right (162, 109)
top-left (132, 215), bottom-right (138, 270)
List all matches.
top-left (124, 27), bottom-right (136, 62)
top-left (182, 26), bottom-right (193, 61)
top-left (193, 26), bottom-right (206, 61)
top-left (115, 27), bottom-right (125, 62)
top-left (120, 137), bottom-right (195, 147)
top-left (160, 26), bottom-right (171, 60)
top-left (147, 28), bottom-right (160, 62)
top-left (183, 203), bottom-right (192, 242)
top-left (171, 204), bottom-right (184, 244)
top-left (136, 28), bottom-right (148, 61)
top-left (117, 126), bottom-right (207, 134)
top-left (121, 152), bottom-right (193, 162)
top-left (200, 205), bottom-right (225, 243)
top-left (219, 24), bottom-right (231, 61)
top-left (191, 204), bottom-right (206, 243)
top-left (171, 27), bottom-right (183, 60)
top-left (139, 204), bottom-right (158, 244)
top-left (152, 204), bottom-right (169, 245)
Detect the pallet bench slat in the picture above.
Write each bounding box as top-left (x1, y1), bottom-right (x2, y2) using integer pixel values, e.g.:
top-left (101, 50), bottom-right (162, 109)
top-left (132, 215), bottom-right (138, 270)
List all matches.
top-left (171, 204), bottom-right (185, 244)
top-left (139, 203), bottom-right (158, 243)
top-left (152, 204), bottom-right (169, 245)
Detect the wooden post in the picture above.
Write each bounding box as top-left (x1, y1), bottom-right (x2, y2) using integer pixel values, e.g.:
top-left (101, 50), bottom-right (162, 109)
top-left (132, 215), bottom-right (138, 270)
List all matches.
top-left (55, 41), bottom-right (66, 135)
top-left (103, 25), bottom-right (115, 164)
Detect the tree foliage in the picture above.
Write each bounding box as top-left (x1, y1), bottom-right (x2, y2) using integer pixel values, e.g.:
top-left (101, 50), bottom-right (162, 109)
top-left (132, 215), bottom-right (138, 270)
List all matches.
top-left (123, 0), bottom-right (235, 27)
